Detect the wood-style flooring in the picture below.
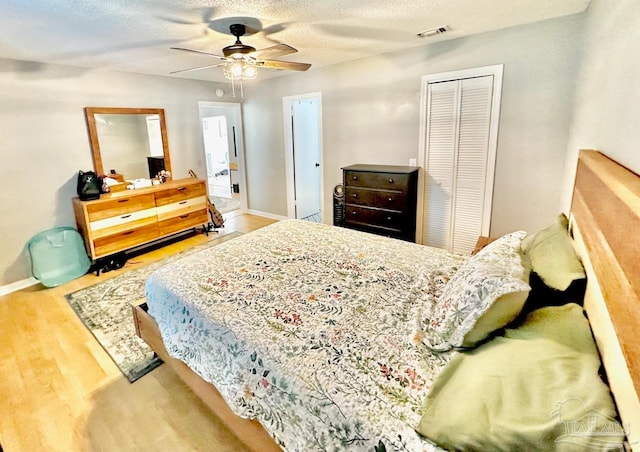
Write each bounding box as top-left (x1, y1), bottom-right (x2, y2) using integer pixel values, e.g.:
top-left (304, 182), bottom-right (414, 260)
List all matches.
top-left (0, 214), bottom-right (277, 452)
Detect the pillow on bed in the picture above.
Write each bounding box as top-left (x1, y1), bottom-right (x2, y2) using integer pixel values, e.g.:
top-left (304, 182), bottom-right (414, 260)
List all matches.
top-left (520, 214), bottom-right (587, 313)
top-left (416, 304), bottom-right (624, 451)
top-left (421, 231), bottom-right (530, 350)
top-left (522, 214), bottom-right (585, 291)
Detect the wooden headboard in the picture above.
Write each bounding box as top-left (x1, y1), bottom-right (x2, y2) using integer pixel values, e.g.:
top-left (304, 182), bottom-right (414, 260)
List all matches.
top-left (571, 150), bottom-right (640, 449)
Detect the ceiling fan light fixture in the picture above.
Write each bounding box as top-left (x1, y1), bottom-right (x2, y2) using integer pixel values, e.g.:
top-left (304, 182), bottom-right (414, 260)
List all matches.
top-left (223, 59), bottom-right (258, 80)
top-left (170, 22), bottom-right (310, 99)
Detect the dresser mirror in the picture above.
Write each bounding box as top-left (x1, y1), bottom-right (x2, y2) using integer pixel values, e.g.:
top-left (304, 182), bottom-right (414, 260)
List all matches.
top-left (85, 107), bottom-right (172, 181)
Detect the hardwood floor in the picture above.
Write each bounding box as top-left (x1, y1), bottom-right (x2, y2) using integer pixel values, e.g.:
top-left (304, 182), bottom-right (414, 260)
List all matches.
top-left (0, 214), bottom-right (277, 452)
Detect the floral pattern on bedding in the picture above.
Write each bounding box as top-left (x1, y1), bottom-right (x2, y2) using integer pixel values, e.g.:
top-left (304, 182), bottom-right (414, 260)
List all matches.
top-left (146, 220), bottom-right (468, 451)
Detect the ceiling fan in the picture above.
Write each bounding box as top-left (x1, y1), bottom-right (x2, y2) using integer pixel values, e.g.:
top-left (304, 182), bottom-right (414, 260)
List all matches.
top-left (170, 23), bottom-right (311, 80)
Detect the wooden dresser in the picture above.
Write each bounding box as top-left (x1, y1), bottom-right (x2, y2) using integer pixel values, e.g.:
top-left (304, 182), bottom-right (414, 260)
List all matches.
top-left (72, 178), bottom-right (209, 261)
top-left (342, 164), bottom-right (419, 242)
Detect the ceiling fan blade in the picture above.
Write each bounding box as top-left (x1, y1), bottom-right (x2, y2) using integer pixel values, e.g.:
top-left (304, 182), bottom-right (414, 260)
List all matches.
top-left (253, 43), bottom-right (297, 60)
top-left (259, 59), bottom-right (311, 71)
top-left (170, 63), bottom-right (225, 75)
top-left (170, 47), bottom-right (225, 59)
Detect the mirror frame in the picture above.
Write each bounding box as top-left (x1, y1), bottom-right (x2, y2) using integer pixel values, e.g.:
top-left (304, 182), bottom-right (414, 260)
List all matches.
top-left (84, 107), bottom-right (172, 178)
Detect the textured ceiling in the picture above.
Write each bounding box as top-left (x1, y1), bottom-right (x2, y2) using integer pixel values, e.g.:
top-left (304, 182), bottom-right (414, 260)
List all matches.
top-left (0, 0), bottom-right (589, 83)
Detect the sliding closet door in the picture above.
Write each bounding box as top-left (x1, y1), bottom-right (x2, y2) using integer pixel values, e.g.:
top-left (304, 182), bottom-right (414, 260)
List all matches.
top-left (420, 66), bottom-right (502, 254)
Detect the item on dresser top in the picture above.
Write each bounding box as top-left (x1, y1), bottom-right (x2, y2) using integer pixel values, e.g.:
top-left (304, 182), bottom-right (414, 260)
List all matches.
top-left (132, 178), bottom-right (153, 189)
top-left (157, 170), bottom-right (171, 183)
top-left (76, 170), bottom-right (101, 201)
top-left (342, 164), bottom-right (419, 242)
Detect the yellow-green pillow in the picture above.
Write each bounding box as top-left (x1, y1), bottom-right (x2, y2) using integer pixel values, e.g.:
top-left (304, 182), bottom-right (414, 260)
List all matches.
top-left (416, 304), bottom-right (624, 451)
top-left (522, 215), bottom-right (585, 291)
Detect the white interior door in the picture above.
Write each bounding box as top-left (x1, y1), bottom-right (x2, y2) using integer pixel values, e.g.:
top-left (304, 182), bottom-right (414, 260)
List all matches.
top-left (284, 93), bottom-right (323, 221)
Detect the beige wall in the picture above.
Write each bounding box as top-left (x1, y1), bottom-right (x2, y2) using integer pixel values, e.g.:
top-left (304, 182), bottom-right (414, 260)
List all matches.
top-left (4, 1), bottom-right (637, 288)
top-left (0, 58), bottom-right (235, 286)
top-left (561, 0), bottom-right (640, 210)
top-left (242, 14), bottom-right (586, 238)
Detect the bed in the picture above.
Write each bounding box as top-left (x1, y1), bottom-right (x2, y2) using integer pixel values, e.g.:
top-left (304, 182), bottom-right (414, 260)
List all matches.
top-left (134, 150), bottom-right (639, 451)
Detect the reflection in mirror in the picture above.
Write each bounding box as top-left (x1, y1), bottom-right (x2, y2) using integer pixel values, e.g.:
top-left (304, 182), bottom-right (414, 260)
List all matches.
top-left (84, 107), bottom-right (172, 181)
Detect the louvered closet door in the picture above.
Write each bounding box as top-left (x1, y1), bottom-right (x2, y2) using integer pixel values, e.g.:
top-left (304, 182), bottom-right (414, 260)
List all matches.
top-left (423, 75), bottom-right (494, 254)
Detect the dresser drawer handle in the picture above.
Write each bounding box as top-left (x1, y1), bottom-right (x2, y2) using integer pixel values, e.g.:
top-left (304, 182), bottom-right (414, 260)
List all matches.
top-left (121, 214), bottom-right (132, 219)
top-left (118, 199), bottom-right (130, 203)
top-left (179, 200), bottom-right (187, 205)
top-left (351, 211), bottom-right (357, 216)
top-left (388, 178), bottom-right (395, 184)
top-left (387, 216), bottom-right (393, 221)
top-left (122, 230), bottom-right (134, 236)
top-left (352, 176), bottom-right (358, 181)
top-left (388, 197), bottom-right (393, 202)
top-left (352, 193), bottom-right (358, 198)
top-left (177, 187), bottom-right (187, 191)
top-left (180, 214), bottom-right (190, 219)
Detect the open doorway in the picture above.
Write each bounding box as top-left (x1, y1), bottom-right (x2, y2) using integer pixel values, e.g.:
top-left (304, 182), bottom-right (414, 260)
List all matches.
top-left (283, 92), bottom-right (323, 222)
top-left (198, 101), bottom-right (247, 216)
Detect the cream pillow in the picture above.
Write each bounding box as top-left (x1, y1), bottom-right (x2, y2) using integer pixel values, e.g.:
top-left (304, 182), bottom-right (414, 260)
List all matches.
top-left (421, 231), bottom-right (530, 350)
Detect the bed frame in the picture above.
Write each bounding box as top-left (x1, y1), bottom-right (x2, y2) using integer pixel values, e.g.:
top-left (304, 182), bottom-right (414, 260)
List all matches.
top-left (133, 149), bottom-right (640, 451)
top-left (571, 150), bottom-right (640, 449)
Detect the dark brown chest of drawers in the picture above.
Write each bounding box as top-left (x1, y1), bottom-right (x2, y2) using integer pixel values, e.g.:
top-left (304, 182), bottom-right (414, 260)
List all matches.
top-left (342, 164), bottom-right (419, 242)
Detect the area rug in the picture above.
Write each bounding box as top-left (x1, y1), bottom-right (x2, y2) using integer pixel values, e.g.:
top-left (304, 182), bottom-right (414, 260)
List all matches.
top-left (65, 232), bottom-right (243, 383)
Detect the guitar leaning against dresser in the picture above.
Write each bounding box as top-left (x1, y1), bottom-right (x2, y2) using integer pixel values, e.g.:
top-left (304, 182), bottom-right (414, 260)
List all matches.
top-left (188, 169), bottom-right (225, 233)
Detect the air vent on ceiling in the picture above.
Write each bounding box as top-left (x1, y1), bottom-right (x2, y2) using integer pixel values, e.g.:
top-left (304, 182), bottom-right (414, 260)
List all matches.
top-left (417, 26), bottom-right (449, 38)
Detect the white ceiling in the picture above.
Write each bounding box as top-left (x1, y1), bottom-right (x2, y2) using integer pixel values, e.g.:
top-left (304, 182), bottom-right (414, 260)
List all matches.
top-left (0, 0), bottom-right (590, 83)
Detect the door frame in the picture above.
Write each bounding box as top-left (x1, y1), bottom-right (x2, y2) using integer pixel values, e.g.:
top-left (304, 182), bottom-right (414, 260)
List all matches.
top-left (417, 64), bottom-right (503, 244)
top-left (282, 92), bottom-right (324, 220)
top-left (197, 101), bottom-right (248, 213)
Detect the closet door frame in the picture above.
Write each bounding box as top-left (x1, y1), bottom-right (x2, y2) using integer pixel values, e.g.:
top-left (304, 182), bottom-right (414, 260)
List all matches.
top-left (417, 64), bottom-right (504, 246)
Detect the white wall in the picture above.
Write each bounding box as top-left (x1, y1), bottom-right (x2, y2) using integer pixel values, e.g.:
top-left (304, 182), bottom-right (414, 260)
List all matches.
top-left (0, 58), bottom-right (234, 286)
top-left (561, 0), bottom-right (640, 210)
top-left (242, 13), bottom-right (586, 239)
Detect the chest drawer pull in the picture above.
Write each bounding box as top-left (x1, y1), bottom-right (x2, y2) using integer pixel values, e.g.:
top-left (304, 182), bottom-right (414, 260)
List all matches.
top-left (387, 216), bottom-right (393, 221)
top-left (352, 175), bottom-right (358, 181)
top-left (388, 178), bottom-right (395, 184)
top-left (120, 214), bottom-right (132, 219)
top-left (177, 187), bottom-right (186, 191)
top-left (179, 214), bottom-right (190, 219)
top-left (351, 211), bottom-right (357, 215)
top-left (179, 200), bottom-right (187, 205)
top-left (352, 193), bottom-right (358, 198)
top-left (122, 230), bottom-right (134, 236)
top-left (388, 197), bottom-right (393, 202)
top-left (118, 198), bottom-right (130, 203)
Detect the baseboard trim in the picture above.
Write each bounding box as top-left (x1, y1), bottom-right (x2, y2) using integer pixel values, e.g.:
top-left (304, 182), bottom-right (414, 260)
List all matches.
top-left (0, 277), bottom-right (39, 297)
top-left (245, 209), bottom-right (290, 221)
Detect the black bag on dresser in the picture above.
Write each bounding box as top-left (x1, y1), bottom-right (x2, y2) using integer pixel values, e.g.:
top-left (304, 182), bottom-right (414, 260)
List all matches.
top-left (76, 170), bottom-right (101, 201)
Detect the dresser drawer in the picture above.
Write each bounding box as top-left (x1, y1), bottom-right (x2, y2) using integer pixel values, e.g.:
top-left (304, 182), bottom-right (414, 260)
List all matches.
top-left (344, 205), bottom-right (406, 233)
top-left (90, 207), bottom-right (157, 232)
top-left (345, 187), bottom-right (407, 211)
top-left (344, 170), bottom-right (410, 190)
top-left (86, 194), bottom-right (156, 222)
top-left (154, 181), bottom-right (206, 207)
top-left (158, 209), bottom-right (209, 236)
top-left (156, 196), bottom-right (207, 222)
top-left (93, 223), bottom-right (160, 257)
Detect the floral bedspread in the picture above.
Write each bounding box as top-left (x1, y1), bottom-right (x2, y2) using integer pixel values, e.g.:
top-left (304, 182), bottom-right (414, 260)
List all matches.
top-left (146, 220), bottom-right (467, 451)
